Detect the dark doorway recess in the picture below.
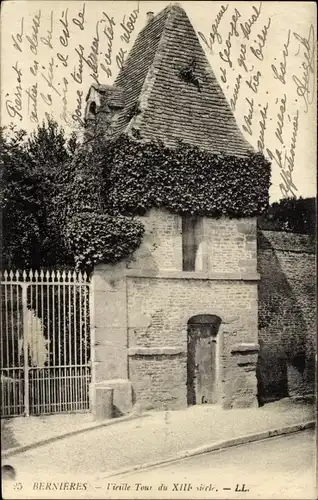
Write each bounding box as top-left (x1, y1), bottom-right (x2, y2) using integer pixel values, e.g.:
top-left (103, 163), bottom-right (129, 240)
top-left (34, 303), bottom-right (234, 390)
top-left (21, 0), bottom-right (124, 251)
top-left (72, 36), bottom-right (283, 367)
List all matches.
top-left (187, 314), bottom-right (221, 406)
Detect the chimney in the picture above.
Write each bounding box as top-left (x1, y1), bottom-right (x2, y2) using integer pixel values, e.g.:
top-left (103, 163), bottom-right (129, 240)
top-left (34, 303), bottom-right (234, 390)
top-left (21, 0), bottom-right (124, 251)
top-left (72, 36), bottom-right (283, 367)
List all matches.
top-left (146, 11), bottom-right (154, 23)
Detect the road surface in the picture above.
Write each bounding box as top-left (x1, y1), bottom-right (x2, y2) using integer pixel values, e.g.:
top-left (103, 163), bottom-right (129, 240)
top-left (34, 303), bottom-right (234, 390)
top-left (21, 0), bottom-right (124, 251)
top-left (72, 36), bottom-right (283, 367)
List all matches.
top-left (106, 430), bottom-right (316, 499)
top-left (2, 430), bottom-right (316, 499)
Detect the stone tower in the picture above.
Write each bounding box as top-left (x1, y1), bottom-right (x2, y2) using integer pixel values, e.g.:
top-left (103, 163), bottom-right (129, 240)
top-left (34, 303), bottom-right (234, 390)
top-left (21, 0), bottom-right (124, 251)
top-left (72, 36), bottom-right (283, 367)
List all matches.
top-left (86, 4), bottom-right (266, 416)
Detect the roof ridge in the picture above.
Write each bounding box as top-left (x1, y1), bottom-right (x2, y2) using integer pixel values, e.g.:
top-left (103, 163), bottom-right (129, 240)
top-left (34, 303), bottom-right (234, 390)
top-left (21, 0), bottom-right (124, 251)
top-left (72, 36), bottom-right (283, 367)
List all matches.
top-left (126, 5), bottom-right (178, 136)
top-left (113, 5), bottom-right (171, 88)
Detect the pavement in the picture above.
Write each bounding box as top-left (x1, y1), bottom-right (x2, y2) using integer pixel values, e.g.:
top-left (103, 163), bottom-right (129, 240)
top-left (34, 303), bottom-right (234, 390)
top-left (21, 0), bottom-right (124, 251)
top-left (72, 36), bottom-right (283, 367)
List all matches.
top-left (1, 398), bottom-right (315, 474)
top-left (1, 411), bottom-right (142, 456)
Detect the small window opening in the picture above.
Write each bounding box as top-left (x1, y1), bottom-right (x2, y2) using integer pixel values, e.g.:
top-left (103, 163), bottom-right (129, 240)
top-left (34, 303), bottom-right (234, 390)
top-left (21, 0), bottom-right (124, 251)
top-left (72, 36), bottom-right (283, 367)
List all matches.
top-left (89, 101), bottom-right (97, 115)
top-left (182, 216), bottom-right (203, 271)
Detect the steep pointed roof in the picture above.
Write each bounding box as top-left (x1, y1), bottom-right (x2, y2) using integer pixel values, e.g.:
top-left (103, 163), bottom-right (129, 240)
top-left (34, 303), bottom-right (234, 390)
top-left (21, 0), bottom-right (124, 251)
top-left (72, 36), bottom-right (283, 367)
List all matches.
top-left (111, 4), bottom-right (254, 157)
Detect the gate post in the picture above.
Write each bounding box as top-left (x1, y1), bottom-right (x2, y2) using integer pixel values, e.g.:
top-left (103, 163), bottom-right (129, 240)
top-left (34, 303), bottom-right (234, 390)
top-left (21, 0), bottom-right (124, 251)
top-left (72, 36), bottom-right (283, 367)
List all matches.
top-left (21, 283), bottom-right (29, 417)
top-left (89, 263), bottom-right (132, 419)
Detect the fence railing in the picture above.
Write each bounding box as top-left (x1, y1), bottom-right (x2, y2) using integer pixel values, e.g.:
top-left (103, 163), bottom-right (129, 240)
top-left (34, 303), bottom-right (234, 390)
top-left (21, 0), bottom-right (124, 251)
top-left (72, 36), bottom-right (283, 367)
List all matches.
top-left (1, 270), bottom-right (92, 416)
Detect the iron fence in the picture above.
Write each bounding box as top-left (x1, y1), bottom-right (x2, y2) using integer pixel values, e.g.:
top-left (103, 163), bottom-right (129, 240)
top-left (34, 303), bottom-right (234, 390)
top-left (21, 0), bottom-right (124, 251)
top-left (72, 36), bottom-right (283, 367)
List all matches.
top-left (1, 270), bottom-right (92, 416)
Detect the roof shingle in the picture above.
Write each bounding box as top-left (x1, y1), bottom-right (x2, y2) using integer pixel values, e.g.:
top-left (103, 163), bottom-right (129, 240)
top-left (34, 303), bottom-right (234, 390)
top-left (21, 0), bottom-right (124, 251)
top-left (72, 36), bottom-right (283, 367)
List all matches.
top-left (90, 3), bottom-right (254, 157)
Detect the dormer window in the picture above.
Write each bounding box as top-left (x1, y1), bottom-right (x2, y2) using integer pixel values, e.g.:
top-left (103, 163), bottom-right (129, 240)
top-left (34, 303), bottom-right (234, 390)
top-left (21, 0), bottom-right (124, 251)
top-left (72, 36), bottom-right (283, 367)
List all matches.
top-left (89, 101), bottom-right (97, 115)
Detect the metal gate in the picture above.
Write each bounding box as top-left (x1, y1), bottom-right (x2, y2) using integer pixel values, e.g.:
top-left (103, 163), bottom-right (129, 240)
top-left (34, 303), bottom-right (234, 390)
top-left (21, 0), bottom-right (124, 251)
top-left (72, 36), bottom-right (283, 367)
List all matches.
top-left (1, 270), bottom-right (92, 417)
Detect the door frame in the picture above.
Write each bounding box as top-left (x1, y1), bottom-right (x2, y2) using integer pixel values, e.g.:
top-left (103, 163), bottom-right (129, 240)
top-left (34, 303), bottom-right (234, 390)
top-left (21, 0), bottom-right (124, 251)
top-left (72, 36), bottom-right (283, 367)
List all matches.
top-left (186, 314), bottom-right (222, 406)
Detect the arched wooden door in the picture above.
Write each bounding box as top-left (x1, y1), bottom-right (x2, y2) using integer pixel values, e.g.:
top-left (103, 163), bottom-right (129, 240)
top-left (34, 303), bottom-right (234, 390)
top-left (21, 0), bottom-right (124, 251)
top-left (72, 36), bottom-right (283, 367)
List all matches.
top-left (187, 315), bottom-right (221, 406)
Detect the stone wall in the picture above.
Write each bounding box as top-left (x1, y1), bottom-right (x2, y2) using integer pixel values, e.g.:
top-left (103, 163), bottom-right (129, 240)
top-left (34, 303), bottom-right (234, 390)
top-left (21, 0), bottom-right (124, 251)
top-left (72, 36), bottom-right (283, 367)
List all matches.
top-left (127, 276), bottom-right (258, 409)
top-left (126, 210), bottom-right (182, 272)
top-left (257, 231), bottom-right (316, 403)
top-left (91, 209), bottom-right (260, 414)
top-left (204, 218), bottom-right (257, 275)
top-left (127, 210), bottom-right (258, 275)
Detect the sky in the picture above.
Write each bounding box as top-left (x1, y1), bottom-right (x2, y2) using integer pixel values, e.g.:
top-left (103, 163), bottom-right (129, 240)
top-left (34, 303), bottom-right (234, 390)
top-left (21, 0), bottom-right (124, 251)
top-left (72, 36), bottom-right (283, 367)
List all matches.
top-left (1, 0), bottom-right (316, 202)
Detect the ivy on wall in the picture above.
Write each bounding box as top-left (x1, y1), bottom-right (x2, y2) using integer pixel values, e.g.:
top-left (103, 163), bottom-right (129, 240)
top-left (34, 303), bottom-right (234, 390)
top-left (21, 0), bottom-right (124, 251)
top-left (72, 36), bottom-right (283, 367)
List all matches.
top-left (101, 135), bottom-right (271, 217)
top-left (65, 212), bottom-right (144, 269)
top-left (62, 139), bottom-right (145, 270)
top-left (63, 134), bottom-right (270, 269)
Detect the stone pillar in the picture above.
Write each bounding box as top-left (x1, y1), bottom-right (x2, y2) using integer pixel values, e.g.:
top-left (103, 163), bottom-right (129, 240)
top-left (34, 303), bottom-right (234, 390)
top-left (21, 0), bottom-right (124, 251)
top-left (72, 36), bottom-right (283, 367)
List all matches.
top-left (89, 263), bottom-right (132, 418)
top-left (229, 343), bottom-right (260, 408)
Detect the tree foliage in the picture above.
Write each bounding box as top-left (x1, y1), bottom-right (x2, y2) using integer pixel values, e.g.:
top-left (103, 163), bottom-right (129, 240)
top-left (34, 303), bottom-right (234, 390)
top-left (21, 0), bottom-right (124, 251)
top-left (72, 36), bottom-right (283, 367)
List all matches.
top-left (1, 121), bottom-right (76, 269)
top-left (258, 197), bottom-right (316, 235)
top-left (1, 126), bottom-right (38, 268)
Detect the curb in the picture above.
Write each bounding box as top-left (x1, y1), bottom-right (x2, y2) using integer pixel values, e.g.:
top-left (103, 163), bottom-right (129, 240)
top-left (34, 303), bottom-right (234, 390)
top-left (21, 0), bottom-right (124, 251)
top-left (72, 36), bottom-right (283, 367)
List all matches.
top-left (2, 412), bottom-right (149, 459)
top-left (102, 420), bottom-right (315, 478)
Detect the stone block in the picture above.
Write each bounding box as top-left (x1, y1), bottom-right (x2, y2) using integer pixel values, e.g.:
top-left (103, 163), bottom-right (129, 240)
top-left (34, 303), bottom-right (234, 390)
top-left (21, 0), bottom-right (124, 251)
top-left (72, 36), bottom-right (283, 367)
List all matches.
top-left (102, 379), bottom-right (132, 415)
top-left (90, 379), bottom-right (132, 417)
top-left (93, 386), bottom-right (114, 421)
top-left (236, 221), bottom-right (256, 235)
top-left (93, 263), bottom-right (126, 287)
top-left (236, 354), bottom-right (258, 366)
top-left (95, 326), bottom-right (127, 345)
top-left (231, 343), bottom-right (260, 354)
top-left (94, 361), bottom-right (112, 382)
top-left (97, 296), bottom-right (127, 328)
top-left (239, 259), bottom-right (257, 268)
top-left (94, 343), bottom-right (128, 379)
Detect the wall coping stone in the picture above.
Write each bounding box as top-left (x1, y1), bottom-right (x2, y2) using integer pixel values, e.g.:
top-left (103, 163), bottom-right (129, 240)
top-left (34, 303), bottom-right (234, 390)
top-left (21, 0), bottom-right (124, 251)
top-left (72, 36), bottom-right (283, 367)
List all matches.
top-left (259, 230), bottom-right (315, 254)
top-left (128, 347), bottom-right (186, 356)
top-left (124, 270), bottom-right (260, 281)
